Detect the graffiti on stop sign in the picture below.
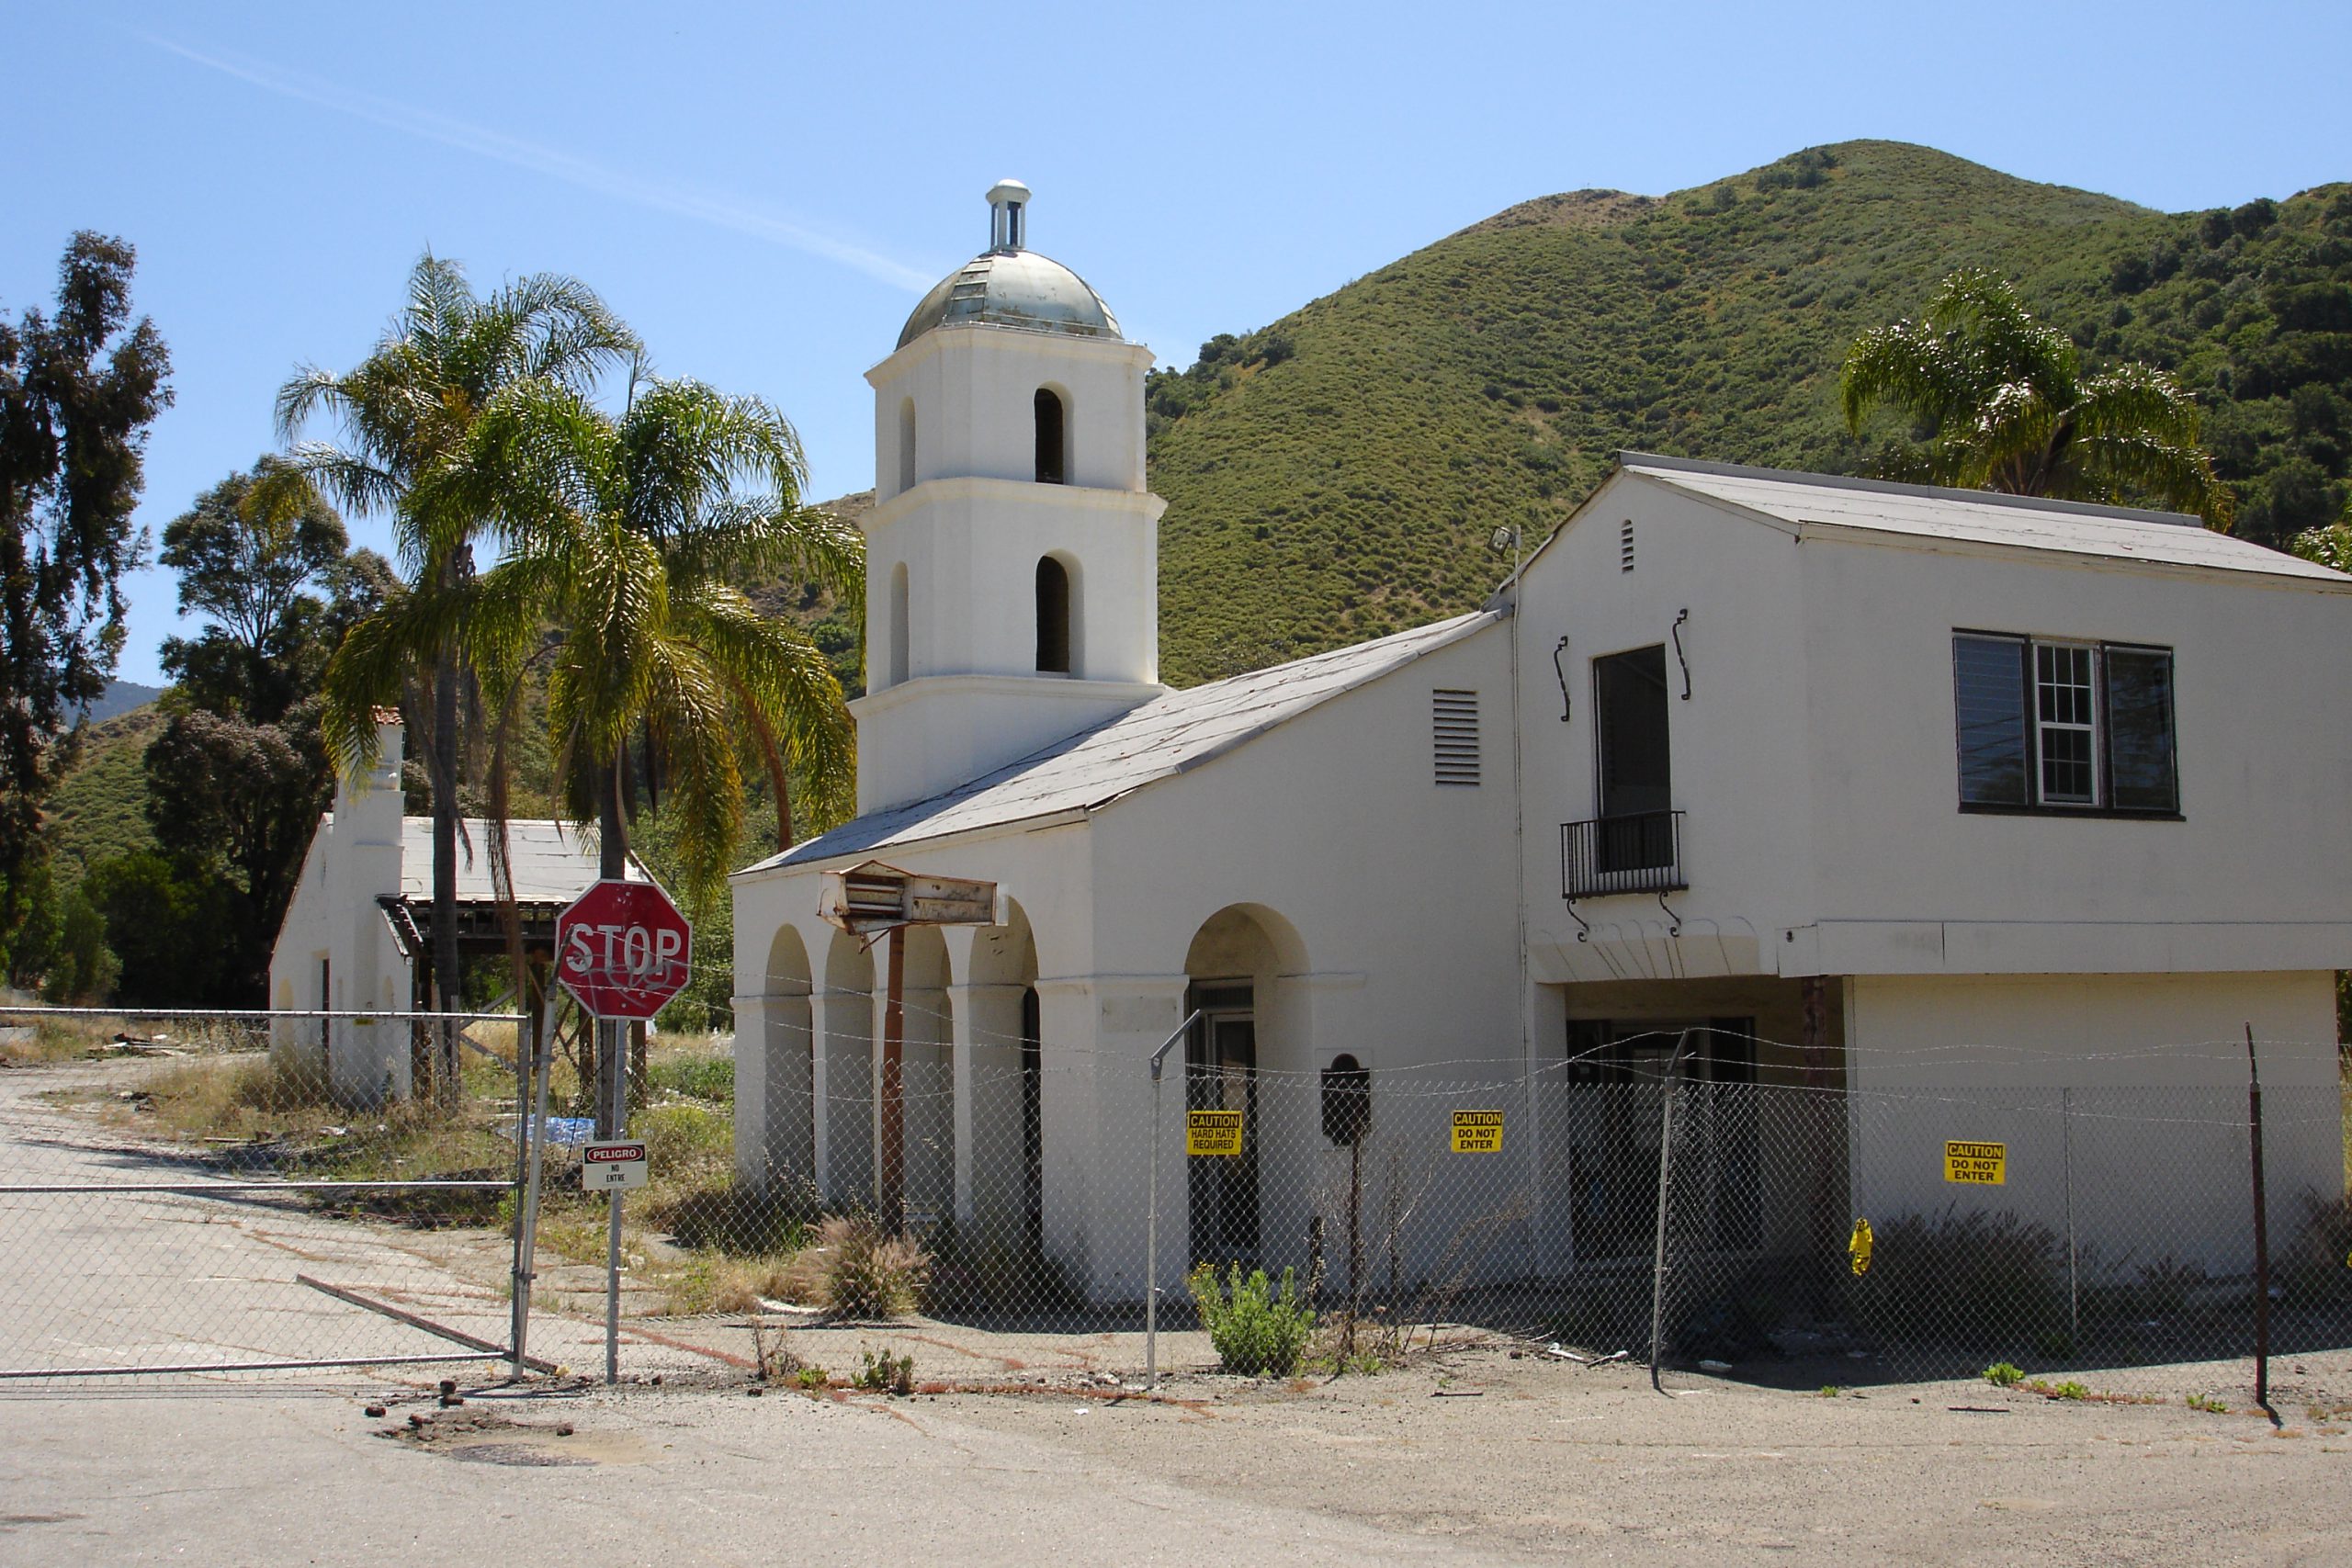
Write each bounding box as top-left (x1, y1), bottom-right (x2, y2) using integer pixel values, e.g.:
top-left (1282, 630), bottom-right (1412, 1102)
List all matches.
top-left (555, 878), bottom-right (694, 1020)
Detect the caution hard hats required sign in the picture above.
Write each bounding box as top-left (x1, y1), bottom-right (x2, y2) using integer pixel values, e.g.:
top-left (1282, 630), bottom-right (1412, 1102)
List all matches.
top-left (1186, 1110), bottom-right (1243, 1156)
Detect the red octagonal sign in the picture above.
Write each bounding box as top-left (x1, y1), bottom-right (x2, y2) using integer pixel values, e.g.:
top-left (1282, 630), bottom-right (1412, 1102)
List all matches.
top-left (556, 878), bottom-right (693, 1021)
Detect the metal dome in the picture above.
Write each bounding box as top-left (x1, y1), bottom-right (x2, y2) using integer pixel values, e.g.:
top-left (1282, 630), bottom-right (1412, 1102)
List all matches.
top-left (896, 181), bottom-right (1122, 349)
top-left (897, 249), bottom-right (1124, 349)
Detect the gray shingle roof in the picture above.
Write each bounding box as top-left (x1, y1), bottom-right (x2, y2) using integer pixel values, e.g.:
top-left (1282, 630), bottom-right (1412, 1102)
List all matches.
top-left (397, 818), bottom-right (647, 904)
top-left (747, 611), bottom-right (1500, 874)
top-left (1623, 453), bottom-right (2350, 587)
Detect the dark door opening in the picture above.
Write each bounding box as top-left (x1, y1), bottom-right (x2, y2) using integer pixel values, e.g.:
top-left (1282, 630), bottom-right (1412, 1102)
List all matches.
top-left (1564, 1018), bottom-right (1758, 1259)
top-left (1593, 645), bottom-right (1674, 873)
top-left (1020, 986), bottom-right (1043, 1252)
top-left (1186, 984), bottom-right (1259, 1267)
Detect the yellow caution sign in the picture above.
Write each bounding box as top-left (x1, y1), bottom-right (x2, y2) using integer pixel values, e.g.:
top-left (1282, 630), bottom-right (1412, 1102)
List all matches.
top-left (1451, 1110), bottom-right (1505, 1154)
top-left (1186, 1109), bottom-right (1243, 1156)
top-left (1944, 1140), bottom-right (2007, 1186)
top-left (1848, 1217), bottom-right (1874, 1277)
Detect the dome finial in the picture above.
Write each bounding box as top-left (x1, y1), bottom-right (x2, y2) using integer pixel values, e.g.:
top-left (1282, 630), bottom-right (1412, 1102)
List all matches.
top-left (987, 179), bottom-right (1032, 254)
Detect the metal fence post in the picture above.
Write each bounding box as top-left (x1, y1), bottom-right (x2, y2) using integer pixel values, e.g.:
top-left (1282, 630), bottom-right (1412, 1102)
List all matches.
top-left (2246, 1023), bottom-right (2270, 1410)
top-left (1648, 1028), bottom-right (1693, 1394)
top-left (605, 1015), bottom-right (627, 1386)
top-left (2062, 1087), bottom-right (2079, 1353)
top-left (513, 993), bottom-right (556, 1375)
top-left (1146, 1009), bottom-right (1201, 1392)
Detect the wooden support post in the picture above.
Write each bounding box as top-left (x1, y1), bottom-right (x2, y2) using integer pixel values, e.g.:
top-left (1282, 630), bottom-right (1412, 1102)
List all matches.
top-left (879, 925), bottom-right (907, 1226)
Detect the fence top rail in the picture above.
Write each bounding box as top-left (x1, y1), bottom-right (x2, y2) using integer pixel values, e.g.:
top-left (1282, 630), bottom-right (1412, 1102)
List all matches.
top-left (0, 1005), bottom-right (524, 1024)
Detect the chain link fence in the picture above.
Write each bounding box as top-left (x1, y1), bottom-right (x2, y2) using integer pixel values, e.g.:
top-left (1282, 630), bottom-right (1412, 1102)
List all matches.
top-left (8, 997), bottom-right (2346, 1408)
top-left (0, 1005), bottom-right (534, 1382)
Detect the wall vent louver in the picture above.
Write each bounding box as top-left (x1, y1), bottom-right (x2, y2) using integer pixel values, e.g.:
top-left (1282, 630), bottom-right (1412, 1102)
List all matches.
top-left (1433, 689), bottom-right (1480, 786)
top-left (1620, 519), bottom-right (1635, 573)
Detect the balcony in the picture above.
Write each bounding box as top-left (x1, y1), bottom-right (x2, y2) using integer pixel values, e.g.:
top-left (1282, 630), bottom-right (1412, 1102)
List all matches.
top-left (1561, 811), bottom-right (1686, 900)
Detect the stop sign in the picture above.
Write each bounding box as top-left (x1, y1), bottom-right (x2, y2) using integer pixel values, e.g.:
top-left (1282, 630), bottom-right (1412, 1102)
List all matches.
top-left (555, 878), bottom-right (693, 1021)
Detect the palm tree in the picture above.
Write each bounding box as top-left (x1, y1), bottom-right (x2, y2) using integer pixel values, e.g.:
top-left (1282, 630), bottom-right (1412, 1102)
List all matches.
top-left (420, 370), bottom-right (858, 876)
top-left (1841, 269), bottom-right (2233, 525)
top-left (413, 371), bottom-right (860, 1126)
top-left (277, 255), bottom-right (637, 1081)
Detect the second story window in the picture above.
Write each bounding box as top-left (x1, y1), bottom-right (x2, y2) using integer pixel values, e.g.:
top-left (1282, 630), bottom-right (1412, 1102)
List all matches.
top-left (1952, 632), bottom-right (2178, 816)
top-left (1035, 389), bottom-right (1066, 484)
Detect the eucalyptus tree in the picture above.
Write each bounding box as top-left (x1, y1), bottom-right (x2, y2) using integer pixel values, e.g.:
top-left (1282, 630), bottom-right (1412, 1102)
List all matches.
top-left (0, 232), bottom-right (171, 970)
top-left (1842, 268), bottom-right (2233, 525)
top-left (277, 254), bottom-right (637, 1045)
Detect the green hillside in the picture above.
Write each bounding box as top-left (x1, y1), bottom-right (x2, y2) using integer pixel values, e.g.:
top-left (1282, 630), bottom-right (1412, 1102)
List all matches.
top-left (1144, 141), bottom-right (2352, 685)
top-left (42, 705), bottom-right (163, 879)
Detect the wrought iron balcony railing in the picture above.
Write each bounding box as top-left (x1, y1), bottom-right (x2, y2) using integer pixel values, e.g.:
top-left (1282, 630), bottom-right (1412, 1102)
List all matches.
top-left (1561, 810), bottom-right (1686, 900)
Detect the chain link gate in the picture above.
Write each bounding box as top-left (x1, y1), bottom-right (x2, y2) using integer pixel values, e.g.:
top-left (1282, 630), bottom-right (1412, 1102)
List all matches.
top-left (0, 1005), bottom-right (537, 1382)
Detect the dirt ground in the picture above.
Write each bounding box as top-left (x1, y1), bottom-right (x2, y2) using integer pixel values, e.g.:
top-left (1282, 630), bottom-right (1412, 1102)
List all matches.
top-left (911, 1347), bottom-right (2352, 1565)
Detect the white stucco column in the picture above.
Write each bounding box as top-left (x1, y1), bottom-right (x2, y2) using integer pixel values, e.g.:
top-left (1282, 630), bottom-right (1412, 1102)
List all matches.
top-left (729, 994), bottom-right (767, 1186)
top-left (1040, 974), bottom-right (1191, 1303)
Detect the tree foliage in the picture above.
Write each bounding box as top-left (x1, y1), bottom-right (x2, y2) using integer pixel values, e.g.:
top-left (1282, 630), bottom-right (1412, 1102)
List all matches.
top-left (0, 232), bottom-right (170, 964)
top-left (412, 371), bottom-right (861, 901)
top-left (285, 254), bottom-right (637, 1016)
top-left (1841, 268), bottom-right (2232, 522)
top-left (157, 457), bottom-right (353, 723)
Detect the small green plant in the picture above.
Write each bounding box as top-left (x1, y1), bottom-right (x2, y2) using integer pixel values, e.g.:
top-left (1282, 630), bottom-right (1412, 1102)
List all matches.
top-left (791, 1365), bottom-right (830, 1392)
top-left (1983, 1361), bottom-right (2025, 1388)
top-left (1817, 1385), bottom-right (1842, 1398)
top-left (2187, 1393), bottom-right (2229, 1414)
top-left (1188, 1263), bottom-right (1315, 1377)
top-left (2047, 1380), bottom-right (2088, 1401)
top-left (854, 1348), bottom-right (914, 1394)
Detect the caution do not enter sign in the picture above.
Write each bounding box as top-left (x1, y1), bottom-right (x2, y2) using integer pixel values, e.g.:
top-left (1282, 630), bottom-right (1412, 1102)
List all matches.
top-left (556, 878), bottom-right (694, 1021)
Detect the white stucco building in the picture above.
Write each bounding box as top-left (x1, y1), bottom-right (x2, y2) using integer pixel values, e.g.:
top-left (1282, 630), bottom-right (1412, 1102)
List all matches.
top-left (730, 182), bottom-right (2352, 1303)
top-left (267, 716), bottom-right (643, 1102)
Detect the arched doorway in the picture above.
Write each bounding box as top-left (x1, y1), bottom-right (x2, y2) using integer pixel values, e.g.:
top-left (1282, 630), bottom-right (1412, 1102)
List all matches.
top-left (1181, 905), bottom-right (1308, 1269)
top-left (760, 925), bottom-right (815, 1190)
top-left (820, 929), bottom-right (874, 1209)
top-left (964, 901), bottom-right (1041, 1247)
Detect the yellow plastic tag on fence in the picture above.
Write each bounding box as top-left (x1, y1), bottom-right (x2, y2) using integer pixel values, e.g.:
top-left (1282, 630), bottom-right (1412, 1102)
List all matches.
top-left (1848, 1217), bottom-right (1874, 1277)
top-left (1186, 1109), bottom-right (1243, 1156)
top-left (1944, 1140), bottom-right (2007, 1185)
top-left (1451, 1110), bottom-right (1505, 1154)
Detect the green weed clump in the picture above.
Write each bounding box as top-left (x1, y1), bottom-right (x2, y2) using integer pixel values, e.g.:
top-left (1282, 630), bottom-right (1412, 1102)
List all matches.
top-left (1188, 1263), bottom-right (1315, 1377)
top-left (853, 1348), bottom-right (914, 1394)
top-left (811, 1214), bottom-right (930, 1319)
top-left (1983, 1361), bottom-right (2025, 1388)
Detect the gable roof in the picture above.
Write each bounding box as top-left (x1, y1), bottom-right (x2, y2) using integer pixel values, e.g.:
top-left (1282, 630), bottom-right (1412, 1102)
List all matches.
top-left (397, 818), bottom-right (648, 904)
top-left (748, 611), bottom-right (1500, 874)
top-left (1617, 453), bottom-right (2350, 587)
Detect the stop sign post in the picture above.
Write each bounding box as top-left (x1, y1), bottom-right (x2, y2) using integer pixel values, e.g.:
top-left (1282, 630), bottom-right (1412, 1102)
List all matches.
top-left (554, 876), bottom-right (690, 1387)
top-left (556, 879), bottom-right (693, 1021)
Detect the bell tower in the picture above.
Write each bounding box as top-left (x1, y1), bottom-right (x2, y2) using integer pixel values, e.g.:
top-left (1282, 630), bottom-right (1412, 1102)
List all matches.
top-left (853, 181), bottom-right (1167, 813)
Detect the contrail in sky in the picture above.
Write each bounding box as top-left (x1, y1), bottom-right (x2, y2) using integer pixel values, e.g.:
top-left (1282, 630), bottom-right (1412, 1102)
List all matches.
top-left (141, 33), bottom-right (937, 294)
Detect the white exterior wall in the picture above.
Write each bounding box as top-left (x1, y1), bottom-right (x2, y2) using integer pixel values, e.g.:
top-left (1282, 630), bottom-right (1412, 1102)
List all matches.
top-left (1847, 972), bottom-right (2341, 1274)
top-left (1516, 472), bottom-right (1817, 985)
top-left (265, 719), bottom-right (410, 1103)
top-left (1795, 533), bottom-right (2352, 976)
top-left (731, 623), bottom-right (1524, 1300)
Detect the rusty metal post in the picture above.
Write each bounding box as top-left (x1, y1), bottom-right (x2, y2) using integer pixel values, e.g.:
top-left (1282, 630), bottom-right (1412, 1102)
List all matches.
top-left (878, 926), bottom-right (907, 1225)
top-left (2246, 1022), bottom-right (2270, 1410)
top-left (1648, 1029), bottom-right (1694, 1394)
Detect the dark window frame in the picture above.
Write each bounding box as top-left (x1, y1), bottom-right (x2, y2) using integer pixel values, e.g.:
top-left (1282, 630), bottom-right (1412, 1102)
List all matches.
top-left (1951, 629), bottom-right (2182, 820)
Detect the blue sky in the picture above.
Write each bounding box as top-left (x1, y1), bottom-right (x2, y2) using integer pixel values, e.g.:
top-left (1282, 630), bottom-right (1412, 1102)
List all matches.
top-left (13, 1), bottom-right (2350, 685)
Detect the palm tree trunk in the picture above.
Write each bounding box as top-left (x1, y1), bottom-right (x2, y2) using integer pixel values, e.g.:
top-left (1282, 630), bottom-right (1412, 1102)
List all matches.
top-left (595, 759), bottom-right (627, 1134)
top-left (431, 649), bottom-right (461, 1106)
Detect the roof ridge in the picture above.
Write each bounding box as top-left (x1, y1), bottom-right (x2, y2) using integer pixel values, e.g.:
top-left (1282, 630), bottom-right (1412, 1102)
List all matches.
top-left (1619, 450), bottom-right (2206, 528)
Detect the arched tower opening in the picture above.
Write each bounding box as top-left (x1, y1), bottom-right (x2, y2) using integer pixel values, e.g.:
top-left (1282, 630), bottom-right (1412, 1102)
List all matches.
top-left (1034, 388), bottom-right (1067, 484)
top-left (1035, 555), bottom-right (1071, 674)
top-left (886, 561), bottom-right (910, 687)
top-left (897, 397), bottom-right (917, 495)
